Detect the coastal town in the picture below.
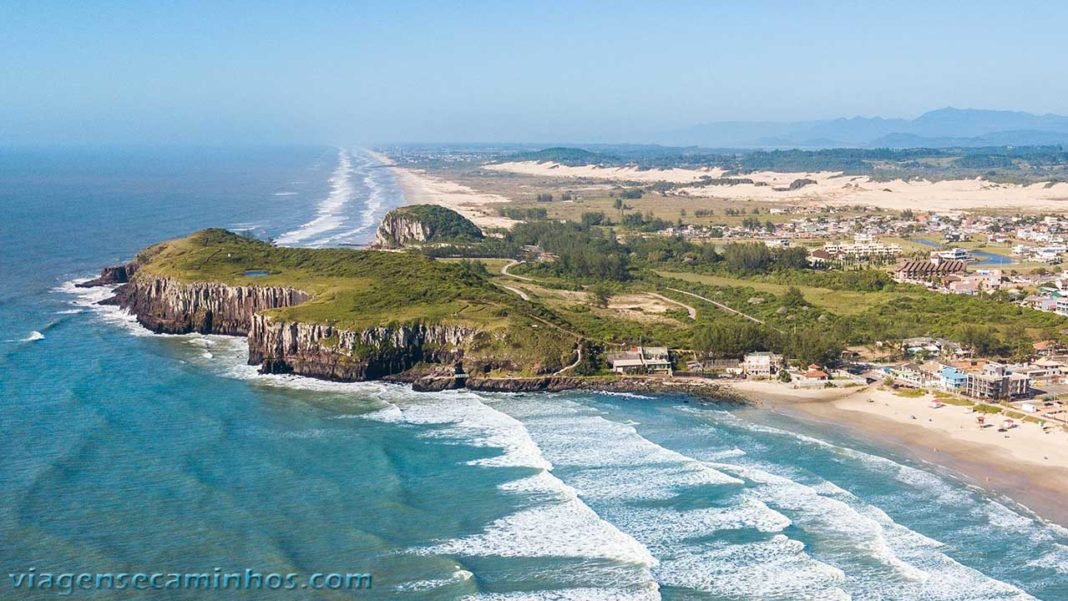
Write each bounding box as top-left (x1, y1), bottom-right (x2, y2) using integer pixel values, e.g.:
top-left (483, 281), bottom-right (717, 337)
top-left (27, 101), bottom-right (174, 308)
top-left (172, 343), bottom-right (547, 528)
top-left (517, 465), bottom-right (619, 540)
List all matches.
top-left (659, 210), bottom-right (1068, 301)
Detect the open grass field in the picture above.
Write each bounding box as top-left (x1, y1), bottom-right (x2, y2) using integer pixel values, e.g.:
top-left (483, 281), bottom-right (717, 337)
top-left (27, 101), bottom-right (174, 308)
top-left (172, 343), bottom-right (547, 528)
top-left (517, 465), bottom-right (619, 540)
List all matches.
top-left (656, 270), bottom-right (913, 316)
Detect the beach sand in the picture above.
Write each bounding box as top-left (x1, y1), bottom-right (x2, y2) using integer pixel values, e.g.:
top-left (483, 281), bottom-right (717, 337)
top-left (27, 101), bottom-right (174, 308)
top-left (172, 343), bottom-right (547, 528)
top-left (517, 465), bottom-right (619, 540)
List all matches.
top-left (487, 161), bottom-right (1068, 212)
top-left (732, 380), bottom-right (1068, 527)
top-left (368, 151), bottom-right (516, 230)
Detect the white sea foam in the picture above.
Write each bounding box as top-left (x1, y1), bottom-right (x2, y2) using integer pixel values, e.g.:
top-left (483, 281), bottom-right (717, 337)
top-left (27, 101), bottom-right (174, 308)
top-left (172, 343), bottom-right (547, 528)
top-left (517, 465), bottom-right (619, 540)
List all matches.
top-left (424, 495), bottom-right (654, 565)
top-left (691, 411), bottom-right (1041, 600)
top-left (272, 191), bottom-right (298, 196)
top-left (21, 331), bottom-right (45, 342)
top-left (275, 149), bottom-right (355, 247)
top-left (362, 392), bottom-right (657, 594)
top-left (492, 397), bottom-right (849, 599)
top-left (394, 568), bottom-right (473, 592)
top-left (53, 279), bottom-right (148, 336)
top-left (461, 585), bottom-right (661, 601)
top-left (316, 152), bottom-right (394, 246)
top-left (590, 390), bottom-right (654, 400)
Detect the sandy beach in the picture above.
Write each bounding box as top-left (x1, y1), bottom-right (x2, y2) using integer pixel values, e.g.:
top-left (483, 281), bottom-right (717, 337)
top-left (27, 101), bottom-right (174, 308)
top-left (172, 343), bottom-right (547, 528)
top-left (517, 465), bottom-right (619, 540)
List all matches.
top-left (488, 160), bottom-right (1068, 212)
top-left (368, 151), bottom-right (516, 230)
top-left (732, 380), bottom-right (1068, 526)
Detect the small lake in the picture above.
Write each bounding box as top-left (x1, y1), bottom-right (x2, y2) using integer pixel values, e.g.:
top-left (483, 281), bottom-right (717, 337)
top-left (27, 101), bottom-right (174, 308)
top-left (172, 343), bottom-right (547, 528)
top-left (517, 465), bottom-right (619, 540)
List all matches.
top-left (906, 239), bottom-right (1016, 265)
top-left (243, 270), bottom-right (270, 277)
top-left (971, 250), bottom-right (1015, 266)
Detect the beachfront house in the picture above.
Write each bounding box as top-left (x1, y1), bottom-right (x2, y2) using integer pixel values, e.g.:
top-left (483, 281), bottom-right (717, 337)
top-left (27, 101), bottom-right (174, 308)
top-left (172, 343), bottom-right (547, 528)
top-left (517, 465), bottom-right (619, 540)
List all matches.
top-left (939, 366), bottom-right (968, 391)
top-left (964, 363), bottom-right (1031, 400)
top-left (797, 364), bottom-right (829, 383)
top-left (742, 352), bottom-right (783, 379)
top-left (889, 363), bottom-right (934, 388)
top-left (607, 346), bottom-right (673, 375)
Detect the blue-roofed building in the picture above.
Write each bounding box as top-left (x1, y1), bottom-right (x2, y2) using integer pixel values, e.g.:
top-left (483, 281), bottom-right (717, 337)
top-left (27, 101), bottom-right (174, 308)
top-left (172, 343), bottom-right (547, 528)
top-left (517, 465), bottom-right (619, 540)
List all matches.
top-left (939, 366), bottom-right (968, 391)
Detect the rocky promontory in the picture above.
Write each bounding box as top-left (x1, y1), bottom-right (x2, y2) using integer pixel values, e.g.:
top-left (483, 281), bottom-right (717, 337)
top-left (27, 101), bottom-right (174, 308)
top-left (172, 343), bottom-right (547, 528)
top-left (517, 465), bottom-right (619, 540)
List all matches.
top-left (373, 204), bottom-right (483, 248)
top-left (83, 228), bottom-right (739, 403)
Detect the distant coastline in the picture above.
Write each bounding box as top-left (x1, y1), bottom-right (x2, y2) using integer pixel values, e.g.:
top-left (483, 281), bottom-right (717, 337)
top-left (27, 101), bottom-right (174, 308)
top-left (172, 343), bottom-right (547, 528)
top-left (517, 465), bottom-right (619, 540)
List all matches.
top-left (367, 149), bottom-right (517, 230)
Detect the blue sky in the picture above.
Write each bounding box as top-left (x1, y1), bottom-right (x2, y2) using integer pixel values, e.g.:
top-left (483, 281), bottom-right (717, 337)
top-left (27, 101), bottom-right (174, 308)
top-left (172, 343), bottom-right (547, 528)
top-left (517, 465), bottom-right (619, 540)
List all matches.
top-left (2, 0), bottom-right (1067, 145)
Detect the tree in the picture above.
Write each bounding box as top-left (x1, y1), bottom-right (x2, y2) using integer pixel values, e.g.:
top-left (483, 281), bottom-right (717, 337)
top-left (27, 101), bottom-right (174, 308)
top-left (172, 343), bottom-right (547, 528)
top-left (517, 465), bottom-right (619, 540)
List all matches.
top-left (957, 324), bottom-right (1002, 357)
top-left (581, 211), bottom-right (607, 227)
top-left (589, 283), bottom-right (612, 308)
top-left (692, 321), bottom-right (768, 359)
top-left (613, 198), bottom-right (624, 219)
top-left (723, 243), bottom-right (773, 274)
top-left (782, 286), bottom-right (805, 308)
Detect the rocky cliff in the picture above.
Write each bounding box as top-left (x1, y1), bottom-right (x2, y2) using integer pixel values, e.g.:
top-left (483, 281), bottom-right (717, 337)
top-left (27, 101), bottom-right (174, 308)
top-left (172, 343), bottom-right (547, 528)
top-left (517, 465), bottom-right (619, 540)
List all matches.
top-left (101, 269), bottom-right (483, 381)
top-left (89, 265), bottom-right (737, 402)
top-left (248, 316), bottom-right (478, 381)
top-left (107, 273), bottom-right (310, 336)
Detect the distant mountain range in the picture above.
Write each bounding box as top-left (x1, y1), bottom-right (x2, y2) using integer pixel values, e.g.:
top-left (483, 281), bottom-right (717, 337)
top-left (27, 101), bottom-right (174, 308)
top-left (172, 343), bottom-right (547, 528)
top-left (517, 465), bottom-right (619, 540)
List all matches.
top-left (656, 108), bottom-right (1068, 149)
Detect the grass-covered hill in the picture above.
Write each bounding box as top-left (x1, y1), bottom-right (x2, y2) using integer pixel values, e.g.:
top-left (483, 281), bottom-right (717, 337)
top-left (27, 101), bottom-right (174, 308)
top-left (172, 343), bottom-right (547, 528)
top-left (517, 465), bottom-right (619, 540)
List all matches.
top-left (136, 229), bottom-right (507, 328)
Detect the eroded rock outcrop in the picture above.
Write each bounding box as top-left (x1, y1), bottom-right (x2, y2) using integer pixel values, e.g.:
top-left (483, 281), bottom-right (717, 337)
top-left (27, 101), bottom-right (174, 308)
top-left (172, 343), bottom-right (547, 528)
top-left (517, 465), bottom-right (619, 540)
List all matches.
top-left (248, 316), bottom-right (478, 381)
top-left (99, 269), bottom-right (484, 381)
top-left (77, 263), bottom-right (139, 288)
top-left (107, 274), bottom-right (310, 336)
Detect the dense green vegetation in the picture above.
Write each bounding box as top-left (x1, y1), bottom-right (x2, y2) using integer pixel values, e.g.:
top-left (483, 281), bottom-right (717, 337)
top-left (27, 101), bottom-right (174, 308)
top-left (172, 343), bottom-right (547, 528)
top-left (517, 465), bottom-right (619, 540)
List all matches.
top-left (444, 219), bottom-right (1066, 362)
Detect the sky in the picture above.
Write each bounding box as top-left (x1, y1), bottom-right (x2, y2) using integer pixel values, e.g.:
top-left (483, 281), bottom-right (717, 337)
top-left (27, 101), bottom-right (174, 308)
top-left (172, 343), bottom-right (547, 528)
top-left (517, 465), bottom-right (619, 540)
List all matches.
top-left (2, 0), bottom-right (1067, 145)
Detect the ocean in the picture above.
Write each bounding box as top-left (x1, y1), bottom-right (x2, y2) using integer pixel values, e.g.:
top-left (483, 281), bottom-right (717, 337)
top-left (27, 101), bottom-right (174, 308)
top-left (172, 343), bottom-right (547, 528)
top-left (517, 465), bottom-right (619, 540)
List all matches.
top-left (1, 146), bottom-right (1066, 600)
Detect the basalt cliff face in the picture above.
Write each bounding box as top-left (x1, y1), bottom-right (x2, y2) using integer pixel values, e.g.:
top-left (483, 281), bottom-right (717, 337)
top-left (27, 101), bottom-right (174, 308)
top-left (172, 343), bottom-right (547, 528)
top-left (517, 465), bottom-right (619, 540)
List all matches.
top-left (248, 316), bottom-right (478, 381)
top-left (108, 272), bottom-right (310, 336)
top-left (101, 269), bottom-right (483, 382)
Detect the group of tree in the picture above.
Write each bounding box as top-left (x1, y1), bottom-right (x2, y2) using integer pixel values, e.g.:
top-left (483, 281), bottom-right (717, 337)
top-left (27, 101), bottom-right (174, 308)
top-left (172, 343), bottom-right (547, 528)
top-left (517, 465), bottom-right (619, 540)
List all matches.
top-left (499, 207), bottom-right (549, 220)
top-left (720, 243), bottom-right (808, 275)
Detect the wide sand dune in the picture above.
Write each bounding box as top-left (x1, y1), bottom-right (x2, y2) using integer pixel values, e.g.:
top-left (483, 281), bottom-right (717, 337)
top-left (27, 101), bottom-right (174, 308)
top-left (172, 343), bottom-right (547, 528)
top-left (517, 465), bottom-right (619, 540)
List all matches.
top-left (488, 161), bottom-right (1068, 212)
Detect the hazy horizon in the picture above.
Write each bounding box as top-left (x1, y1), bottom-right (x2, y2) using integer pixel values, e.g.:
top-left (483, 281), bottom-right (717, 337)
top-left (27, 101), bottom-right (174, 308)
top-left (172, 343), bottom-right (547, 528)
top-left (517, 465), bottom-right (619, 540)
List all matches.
top-left (4, 1), bottom-right (1068, 146)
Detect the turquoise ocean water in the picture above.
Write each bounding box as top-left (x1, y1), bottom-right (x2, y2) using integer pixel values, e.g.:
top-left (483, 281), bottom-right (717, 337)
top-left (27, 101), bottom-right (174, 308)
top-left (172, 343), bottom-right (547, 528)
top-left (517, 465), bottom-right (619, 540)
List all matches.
top-left (1, 147), bottom-right (1066, 600)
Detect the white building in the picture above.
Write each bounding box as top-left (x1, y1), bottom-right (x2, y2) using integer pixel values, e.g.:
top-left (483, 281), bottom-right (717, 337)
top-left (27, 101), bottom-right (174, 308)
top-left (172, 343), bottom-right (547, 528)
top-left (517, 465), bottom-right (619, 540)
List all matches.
top-left (743, 352), bottom-right (783, 379)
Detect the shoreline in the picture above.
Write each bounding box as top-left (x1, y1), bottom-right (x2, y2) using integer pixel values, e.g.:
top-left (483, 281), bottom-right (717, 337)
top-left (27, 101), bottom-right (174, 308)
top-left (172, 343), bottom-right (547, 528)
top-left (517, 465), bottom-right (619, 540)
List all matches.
top-left (86, 256), bottom-right (1068, 526)
top-left (366, 149), bottom-right (517, 230)
top-left (731, 380), bottom-right (1068, 527)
